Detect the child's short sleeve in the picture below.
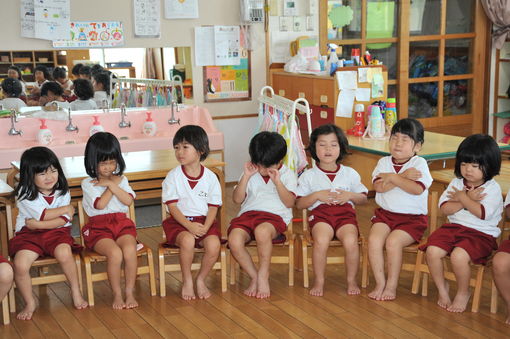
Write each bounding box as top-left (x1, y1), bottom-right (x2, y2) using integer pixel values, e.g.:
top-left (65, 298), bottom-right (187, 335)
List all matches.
top-left (480, 181), bottom-right (503, 221)
top-left (207, 172), bottom-right (222, 207)
top-left (414, 157), bottom-right (433, 189)
top-left (119, 176), bottom-right (136, 199)
top-left (438, 179), bottom-right (458, 207)
top-left (17, 198), bottom-right (45, 221)
top-left (81, 177), bottom-right (103, 209)
top-left (349, 168), bottom-right (368, 194)
top-left (296, 170), bottom-right (312, 197)
top-left (58, 191), bottom-right (72, 221)
top-left (281, 167), bottom-right (298, 195)
top-left (371, 157), bottom-right (386, 183)
top-left (162, 171), bottom-right (179, 204)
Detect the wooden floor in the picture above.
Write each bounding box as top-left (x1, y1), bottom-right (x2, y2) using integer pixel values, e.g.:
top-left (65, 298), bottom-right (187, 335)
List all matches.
top-left (1, 187), bottom-right (510, 338)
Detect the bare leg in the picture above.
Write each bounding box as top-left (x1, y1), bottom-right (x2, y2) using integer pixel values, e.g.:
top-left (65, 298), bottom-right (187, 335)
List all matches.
top-left (0, 263), bottom-right (13, 301)
top-left (381, 230), bottom-right (415, 301)
top-left (116, 235), bottom-right (138, 308)
top-left (493, 251), bottom-right (510, 324)
top-left (13, 250), bottom-right (39, 320)
top-left (368, 223), bottom-right (391, 300)
top-left (93, 238), bottom-right (125, 309)
top-left (228, 228), bottom-right (257, 297)
top-left (447, 247), bottom-right (472, 313)
top-left (426, 245), bottom-right (451, 309)
top-left (196, 236), bottom-right (221, 299)
top-left (175, 231), bottom-right (197, 301)
top-left (53, 243), bottom-right (88, 309)
top-left (337, 224), bottom-right (360, 295)
top-left (254, 223), bottom-right (277, 299)
top-left (310, 223), bottom-right (334, 296)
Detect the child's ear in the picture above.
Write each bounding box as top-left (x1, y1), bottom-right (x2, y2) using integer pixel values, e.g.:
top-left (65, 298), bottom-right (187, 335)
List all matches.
top-left (413, 142), bottom-right (422, 153)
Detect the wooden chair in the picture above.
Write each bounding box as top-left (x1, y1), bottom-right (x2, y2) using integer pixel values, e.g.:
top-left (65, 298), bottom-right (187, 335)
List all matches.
top-left (411, 193), bottom-right (501, 313)
top-left (490, 220), bottom-right (510, 314)
top-left (229, 219), bottom-right (296, 287)
top-left (77, 201), bottom-right (156, 306)
top-left (158, 203), bottom-right (227, 296)
top-left (299, 208), bottom-right (369, 289)
top-left (5, 203), bottom-right (83, 313)
top-left (2, 295), bottom-right (8, 325)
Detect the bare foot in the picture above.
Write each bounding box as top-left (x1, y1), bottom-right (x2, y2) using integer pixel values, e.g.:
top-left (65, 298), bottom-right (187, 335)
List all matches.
top-left (380, 286), bottom-right (396, 301)
top-left (125, 292), bottom-right (139, 309)
top-left (447, 291), bottom-right (471, 313)
top-left (243, 278), bottom-right (257, 297)
top-left (256, 275), bottom-right (270, 299)
top-left (17, 302), bottom-right (36, 320)
top-left (368, 284), bottom-right (385, 300)
top-left (181, 280), bottom-right (196, 301)
top-left (112, 293), bottom-right (126, 310)
top-left (196, 279), bottom-right (212, 299)
top-left (346, 281), bottom-right (361, 296)
top-left (71, 289), bottom-right (88, 310)
top-left (309, 279), bottom-right (324, 297)
top-left (506, 316), bottom-right (510, 325)
top-left (437, 282), bottom-right (451, 309)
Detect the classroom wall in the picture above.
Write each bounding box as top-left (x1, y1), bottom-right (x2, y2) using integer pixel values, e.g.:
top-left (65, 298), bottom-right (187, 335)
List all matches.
top-left (0, 0), bottom-right (265, 118)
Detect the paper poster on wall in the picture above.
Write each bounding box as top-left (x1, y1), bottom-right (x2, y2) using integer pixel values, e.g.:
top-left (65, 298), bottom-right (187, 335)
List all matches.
top-left (195, 26), bottom-right (240, 66)
top-left (336, 89), bottom-right (355, 117)
top-left (194, 26), bottom-right (215, 66)
top-left (52, 22), bottom-right (125, 48)
top-left (34, 0), bottom-right (70, 40)
top-left (134, 0), bottom-right (161, 38)
top-left (164, 0), bottom-right (199, 19)
top-left (336, 71), bottom-right (357, 90)
top-left (203, 47), bottom-right (251, 102)
top-left (20, 0), bottom-right (35, 38)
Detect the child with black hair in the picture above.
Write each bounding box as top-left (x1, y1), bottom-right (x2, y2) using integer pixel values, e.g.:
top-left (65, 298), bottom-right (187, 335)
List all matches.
top-left (70, 79), bottom-right (97, 110)
top-left (90, 64), bottom-right (105, 76)
top-left (9, 147), bottom-right (87, 320)
top-left (493, 191), bottom-right (510, 324)
top-left (0, 78), bottom-right (27, 110)
top-left (161, 125), bottom-right (222, 300)
top-left (228, 131), bottom-right (297, 299)
top-left (71, 63), bottom-right (83, 79)
top-left (7, 65), bottom-right (26, 95)
top-left (52, 67), bottom-right (73, 96)
top-left (40, 81), bottom-right (70, 109)
top-left (78, 65), bottom-right (92, 80)
top-left (422, 134), bottom-right (503, 313)
top-left (81, 132), bottom-right (138, 309)
top-left (92, 71), bottom-right (111, 108)
top-left (368, 118), bottom-right (433, 301)
top-left (296, 124), bottom-right (368, 296)
top-left (27, 65), bottom-right (50, 106)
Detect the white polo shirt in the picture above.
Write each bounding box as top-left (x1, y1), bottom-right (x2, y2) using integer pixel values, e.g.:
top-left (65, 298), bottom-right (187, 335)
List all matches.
top-left (237, 165), bottom-right (297, 225)
top-left (372, 155), bottom-right (432, 215)
top-left (15, 190), bottom-right (72, 232)
top-left (297, 164), bottom-right (368, 210)
top-left (439, 178), bottom-right (502, 237)
top-left (81, 176), bottom-right (136, 217)
top-left (162, 165), bottom-right (222, 217)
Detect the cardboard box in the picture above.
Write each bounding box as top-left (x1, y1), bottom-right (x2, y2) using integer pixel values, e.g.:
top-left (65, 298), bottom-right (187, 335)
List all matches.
top-left (13, 57), bottom-right (31, 63)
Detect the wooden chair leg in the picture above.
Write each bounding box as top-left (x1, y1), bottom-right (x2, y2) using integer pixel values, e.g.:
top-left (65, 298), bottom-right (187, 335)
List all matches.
top-left (288, 238), bottom-right (294, 287)
top-left (361, 240), bottom-right (368, 288)
top-left (302, 240), bottom-right (309, 288)
top-left (471, 266), bottom-right (484, 313)
top-left (8, 287), bottom-right (14, 313)
top-left (2, 296), bottom-right (9, 325)
top-left (411, 250), bottom-right (424, 294)
top-left (220, 247), bottom-right (227, 292)
top-left (146, 249), bottom-right (156, 296)
top-left (83, 257), bottom-right (95, 307)
top-left (229, 252), bottom-right (237, 285)
top-left (75, 255), bottom-right (83, 294)
top-left (491, 279), bottom-right (499, 314)
top-left (421, 273), bottom-right (429, 297)
top-left (158, 248), bottom-right (166, 297)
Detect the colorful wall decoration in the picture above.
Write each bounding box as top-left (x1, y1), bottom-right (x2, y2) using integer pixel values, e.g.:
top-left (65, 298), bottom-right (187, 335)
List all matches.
top-left (52, 21), bottom-right (124, 48)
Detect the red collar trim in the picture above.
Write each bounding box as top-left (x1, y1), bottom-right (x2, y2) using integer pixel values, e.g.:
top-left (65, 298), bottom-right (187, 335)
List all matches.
top-left (181, 165), bottom-right (204, 181)
top-left (318, 164), bottom-right (340, 174)
top-left (463, 178), bottom-right (485, 190)
top-left (391, 156), bottom-right (412, 166)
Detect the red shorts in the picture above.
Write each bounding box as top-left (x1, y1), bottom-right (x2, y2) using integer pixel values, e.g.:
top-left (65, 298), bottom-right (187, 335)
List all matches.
top-left (371, 208), bottom-right (428, 242)
top-left (82, 213), bottom-right (137, 249)
top-left (419, 223), bottom-right (498, 264)
top-left (228, 211), bottom-right (287, 242)
top-left (309, 203), bottom-right (359, 235)
top-left (9, 227), bottom-right (82, 258)
top-left (162, 216), bottom-right (221, 248)
top-left (0, 255), bottom-right (11, 267)
top-left (497, 239), bottom-right (510, 254)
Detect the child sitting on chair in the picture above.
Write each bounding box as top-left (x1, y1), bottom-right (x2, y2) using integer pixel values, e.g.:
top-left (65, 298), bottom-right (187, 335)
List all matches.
top-left (421, 134), bottom-right (502, 313)
top-left (161, 125), bottom-right (222, 300)
top-left (296, 124), bottom-right (368, 296)
top-left (493, 191), bottom-right (510, 324)
top-left (228, 131), bottom-right (297, 299)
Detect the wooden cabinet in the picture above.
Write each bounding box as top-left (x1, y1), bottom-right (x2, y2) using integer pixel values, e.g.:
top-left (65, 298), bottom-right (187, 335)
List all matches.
top-left (492, 41), bottom-right (510, 142)
top-left (0, 50), bottom-right (68, 82)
